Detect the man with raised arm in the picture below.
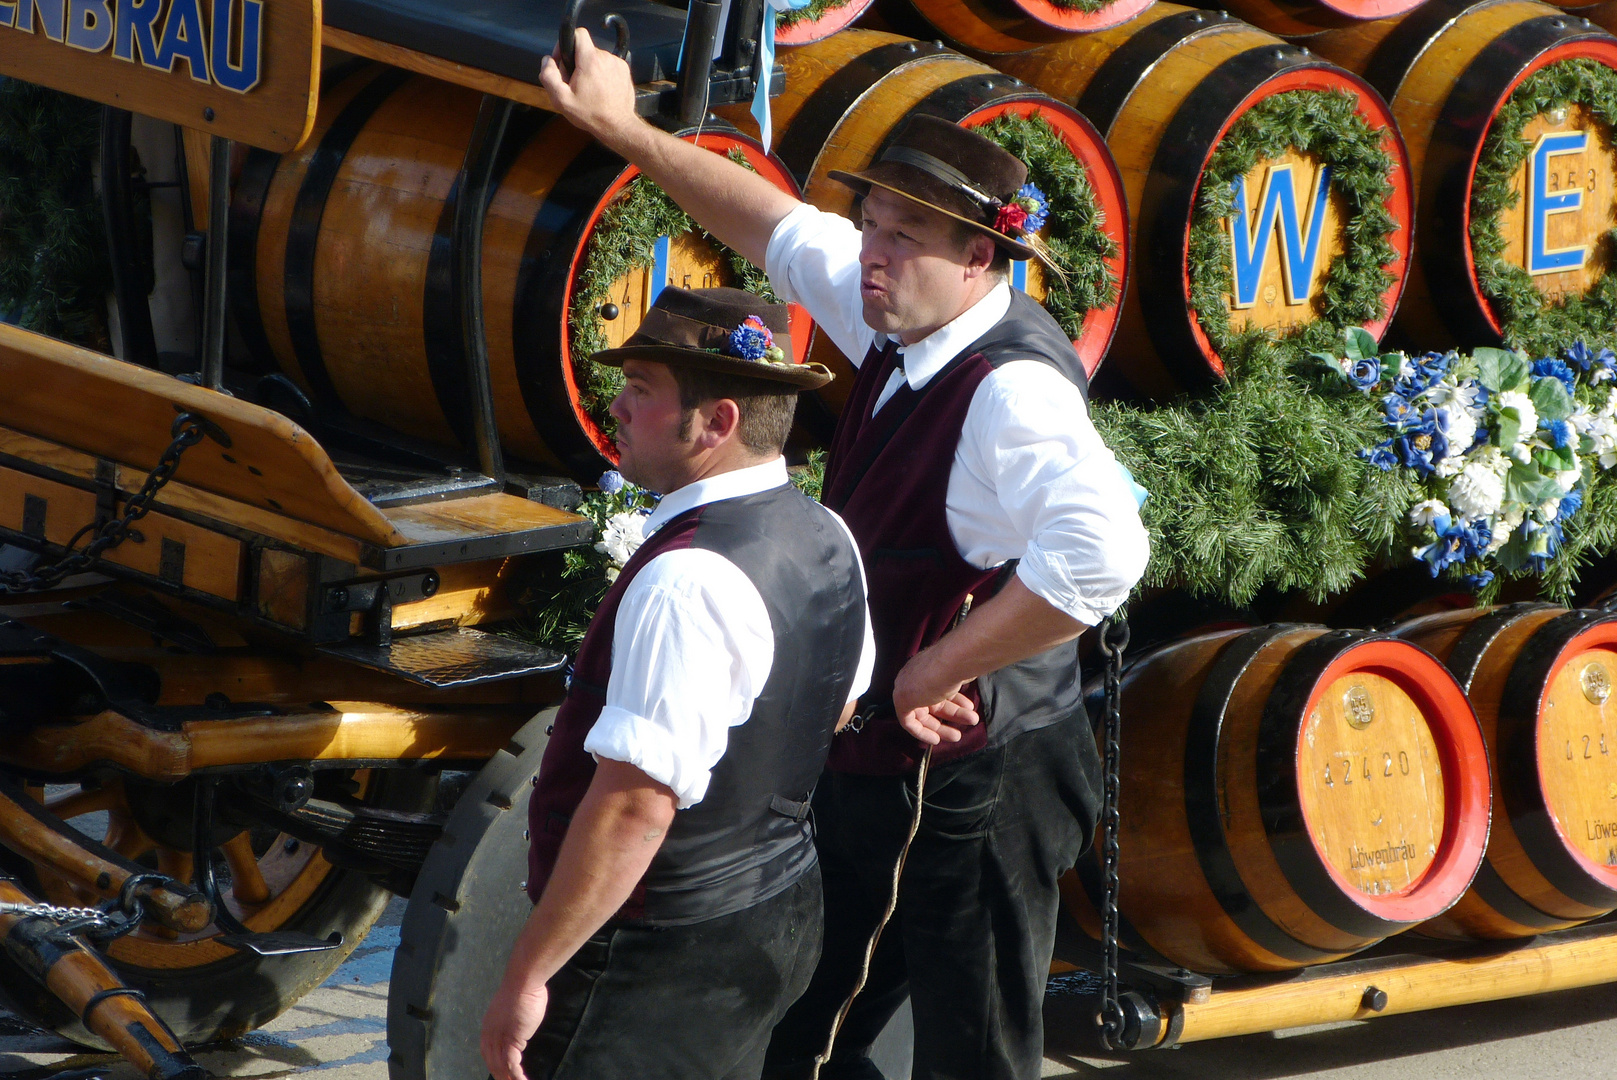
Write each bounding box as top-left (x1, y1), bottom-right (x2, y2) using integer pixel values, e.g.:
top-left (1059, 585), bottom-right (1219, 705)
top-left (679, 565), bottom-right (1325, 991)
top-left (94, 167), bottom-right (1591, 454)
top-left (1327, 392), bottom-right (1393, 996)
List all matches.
top-left (538, 32), bottom-right (1149, 1080)
top-left (481, 287), bottom-right (882, 1080)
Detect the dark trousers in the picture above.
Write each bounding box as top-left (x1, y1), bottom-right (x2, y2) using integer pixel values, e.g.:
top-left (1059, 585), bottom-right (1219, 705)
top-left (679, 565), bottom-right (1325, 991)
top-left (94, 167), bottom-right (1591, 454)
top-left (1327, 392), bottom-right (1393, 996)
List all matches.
top-left (762, 717), bottom-right (1095, 1080)
top-left (518, 868), bottom-right (825, 1080)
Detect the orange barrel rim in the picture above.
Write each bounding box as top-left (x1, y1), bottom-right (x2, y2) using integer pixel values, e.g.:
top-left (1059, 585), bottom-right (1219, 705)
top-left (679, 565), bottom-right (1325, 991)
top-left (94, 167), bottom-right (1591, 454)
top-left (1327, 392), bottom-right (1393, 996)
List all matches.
top-left (1250, 631), bottom-right (1491, 932)
top-left (1211, 0), bottom-right (1427, 39)
top-left (1334, 0), bottom-right (1617, 346)
top-left (1457, 608), bottom-right (1617, 917)
top-left (892, 0), bottom-right (1159, 55)
top-left (551, 132), bottom-right (812, 470)
top-left (777, 0), bottom-right (879, 43)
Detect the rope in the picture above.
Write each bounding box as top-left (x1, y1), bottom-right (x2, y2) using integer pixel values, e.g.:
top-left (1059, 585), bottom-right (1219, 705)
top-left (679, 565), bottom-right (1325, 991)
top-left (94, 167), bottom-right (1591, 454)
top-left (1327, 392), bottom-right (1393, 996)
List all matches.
top-left (810, 745), bottom-right (931, 1080)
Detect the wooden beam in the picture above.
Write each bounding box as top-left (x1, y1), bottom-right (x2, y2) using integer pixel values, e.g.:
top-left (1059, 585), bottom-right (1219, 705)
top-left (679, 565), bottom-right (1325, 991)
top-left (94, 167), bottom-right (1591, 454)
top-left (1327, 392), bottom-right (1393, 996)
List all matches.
top-left (323, 27), bottom-right (559, 113)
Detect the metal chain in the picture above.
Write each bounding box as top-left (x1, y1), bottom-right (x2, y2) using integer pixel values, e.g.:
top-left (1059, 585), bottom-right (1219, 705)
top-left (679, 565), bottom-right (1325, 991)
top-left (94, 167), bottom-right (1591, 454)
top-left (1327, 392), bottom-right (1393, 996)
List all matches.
top-left (0, 414), bottom-right (207, 592)
top-left (1096, 616), bottom-right (1130, 1051)
top-left (0, 876), bottom-right (155, 944)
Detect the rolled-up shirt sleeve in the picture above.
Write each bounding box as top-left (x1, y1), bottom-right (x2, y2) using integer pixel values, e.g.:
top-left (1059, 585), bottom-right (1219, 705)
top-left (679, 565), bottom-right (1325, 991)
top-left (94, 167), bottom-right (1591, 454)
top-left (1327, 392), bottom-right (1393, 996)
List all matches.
top-left (765, 204), bottom-right (876, 366)
top-left (951, 360), bottom-right (1150, 625)
top-left (582, 549), bottom-right (774, 809)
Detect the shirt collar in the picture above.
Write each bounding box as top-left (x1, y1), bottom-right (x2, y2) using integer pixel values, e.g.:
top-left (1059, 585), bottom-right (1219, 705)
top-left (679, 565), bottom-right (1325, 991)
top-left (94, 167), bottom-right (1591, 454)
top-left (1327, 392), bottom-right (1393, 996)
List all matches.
top-left (884, 281), bottom-right (1011, 392)
top-left (643, 457), bottom-right (791, 536)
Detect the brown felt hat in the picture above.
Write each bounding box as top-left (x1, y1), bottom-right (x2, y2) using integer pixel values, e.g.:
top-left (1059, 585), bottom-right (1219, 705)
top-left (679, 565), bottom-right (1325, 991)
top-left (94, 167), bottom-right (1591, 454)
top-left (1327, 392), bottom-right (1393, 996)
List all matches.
top-left (829, 114), bottom-right (1040, 262)
top-left (593, 287), bottom-right (832, 390)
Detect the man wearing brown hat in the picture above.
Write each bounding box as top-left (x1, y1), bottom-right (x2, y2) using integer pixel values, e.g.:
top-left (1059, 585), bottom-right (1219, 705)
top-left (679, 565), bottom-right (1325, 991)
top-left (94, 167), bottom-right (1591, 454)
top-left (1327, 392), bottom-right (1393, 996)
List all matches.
top-left (480, 286), bottom-right (879, 1080)
top-left (540, 32), bottom-right (1148, 1080)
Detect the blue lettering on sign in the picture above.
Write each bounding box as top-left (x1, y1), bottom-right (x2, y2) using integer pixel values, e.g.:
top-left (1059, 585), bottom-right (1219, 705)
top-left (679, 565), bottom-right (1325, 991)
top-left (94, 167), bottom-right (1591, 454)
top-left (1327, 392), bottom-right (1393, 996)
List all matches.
top-left (209, 0), bottom-right (262, 93)
top-left (649, 235), bottom-right (672, 307)
top-left (1228, 163), bottom-right (1334, 309)
top-left (65, 0), bottom-right (113, 52)
top-left (1527, 130), bottom-right (1590, 276)
top-left (4, 0), bottom-right (261, 94)
top-left (18, 0), bottom-right (66, 41)
top-left (1010, 260), bottom-right (1028, 292)
top-left (112, 0), bottom-right (163, 64)
top-left (154, 0), bottom-right (208, 82)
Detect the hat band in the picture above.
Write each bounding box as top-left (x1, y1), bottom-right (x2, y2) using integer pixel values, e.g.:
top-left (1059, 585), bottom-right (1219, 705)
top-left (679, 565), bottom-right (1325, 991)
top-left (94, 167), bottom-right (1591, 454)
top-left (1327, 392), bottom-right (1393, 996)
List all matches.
top-left (878, 145), bottom-right (1004, 214)
top-left (628, 306), bottom-right (795, 360)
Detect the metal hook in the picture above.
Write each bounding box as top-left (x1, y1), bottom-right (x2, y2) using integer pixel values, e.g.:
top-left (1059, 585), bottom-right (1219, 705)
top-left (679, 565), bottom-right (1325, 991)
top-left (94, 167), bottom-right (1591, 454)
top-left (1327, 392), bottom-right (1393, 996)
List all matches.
top-left (557, 0), bottom-right (630, 72)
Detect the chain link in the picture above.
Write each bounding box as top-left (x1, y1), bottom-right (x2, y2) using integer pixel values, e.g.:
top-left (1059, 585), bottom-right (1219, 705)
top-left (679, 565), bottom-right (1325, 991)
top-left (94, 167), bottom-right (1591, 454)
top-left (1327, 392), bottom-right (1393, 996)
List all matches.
top-left (1096, 616), bottom-right (1129, 1051)
top-left (0, 414), bottom-right (207, 593)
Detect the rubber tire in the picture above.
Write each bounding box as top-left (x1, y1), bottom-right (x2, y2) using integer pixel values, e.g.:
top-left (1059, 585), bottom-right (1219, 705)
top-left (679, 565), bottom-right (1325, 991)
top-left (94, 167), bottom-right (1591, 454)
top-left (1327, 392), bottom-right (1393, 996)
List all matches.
top-left (386, 710), bottom-right (916, 1080)
top-left (0, 768), bottom-right (436, 1047)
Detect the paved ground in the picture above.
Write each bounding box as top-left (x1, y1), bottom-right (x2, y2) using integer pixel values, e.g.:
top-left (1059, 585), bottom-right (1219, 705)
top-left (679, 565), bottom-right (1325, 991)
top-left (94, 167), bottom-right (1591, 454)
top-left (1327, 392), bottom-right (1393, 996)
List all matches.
top-left (4, 901), bottom-right (1617, 1080)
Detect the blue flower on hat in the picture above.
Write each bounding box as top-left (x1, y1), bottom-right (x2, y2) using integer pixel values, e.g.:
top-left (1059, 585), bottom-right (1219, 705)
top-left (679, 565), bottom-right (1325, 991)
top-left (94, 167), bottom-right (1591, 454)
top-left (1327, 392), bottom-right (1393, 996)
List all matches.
top-left (1014, 183), bottom-right (1049, 235)
top-left (726, 316), bottom-right (788, 365)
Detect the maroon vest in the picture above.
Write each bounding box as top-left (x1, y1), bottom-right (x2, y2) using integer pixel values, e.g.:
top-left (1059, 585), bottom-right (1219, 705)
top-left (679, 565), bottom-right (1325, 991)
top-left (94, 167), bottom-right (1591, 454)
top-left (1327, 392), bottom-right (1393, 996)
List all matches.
top-left (822, 289), bottom-right (1090, 776)
top-left (526, 484), bottom-right (865, 924)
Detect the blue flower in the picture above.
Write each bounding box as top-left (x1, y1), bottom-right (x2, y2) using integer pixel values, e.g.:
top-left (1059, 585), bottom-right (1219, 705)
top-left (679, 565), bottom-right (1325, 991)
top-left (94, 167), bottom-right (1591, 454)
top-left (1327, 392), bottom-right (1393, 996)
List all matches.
top-left (1347, 356), bottom-right (1381, 391)
top-left (1393, 408), bottom-right (1448, 476)
top-left (1567, 340), bottom-right (1597, 371)
top-left (1361, 441), bottom-right (1399, 470)
top-left (1390, 351), bottom-right (1453, 400)
top-left (1415, 516), bottom-right (1491, 576)
top-left (1531, 356), bottom-right (1577, 395)
top-left (1560, 485), bottom-right (1584, 522)
top-left (728, 323), bottom-right (770, 361)
top-left (1463, 570), bottom-right (1495, 591)
top-left (1013, 183), bottom-right (1049, 234)
top-left (598, 470), bottom-right (626, 495)
top-left (1542, 416), bottom-right (1575, 449)
top-left (1382, 392), bottom-right (1418, 429)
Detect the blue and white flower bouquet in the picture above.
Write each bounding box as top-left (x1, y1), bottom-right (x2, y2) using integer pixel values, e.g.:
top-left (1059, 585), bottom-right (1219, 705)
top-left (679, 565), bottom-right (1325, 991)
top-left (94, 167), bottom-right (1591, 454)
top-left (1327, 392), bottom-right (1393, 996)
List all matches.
top-left (1318, 328), bottom-right (1617, 590)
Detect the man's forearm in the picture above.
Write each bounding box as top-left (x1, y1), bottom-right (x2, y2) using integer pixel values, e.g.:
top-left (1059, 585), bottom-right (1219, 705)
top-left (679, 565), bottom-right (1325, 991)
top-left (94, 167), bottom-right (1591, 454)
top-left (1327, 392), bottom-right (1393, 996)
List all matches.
top-left (893, 576), bottom-right (1087, 717)
top-left (495, 761), bottom-right (677, 997)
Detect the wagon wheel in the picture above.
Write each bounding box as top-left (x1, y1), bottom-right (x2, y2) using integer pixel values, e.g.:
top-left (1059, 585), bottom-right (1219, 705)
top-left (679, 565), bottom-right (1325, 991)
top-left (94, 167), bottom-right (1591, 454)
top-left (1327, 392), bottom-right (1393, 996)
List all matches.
top-left (0, 767), bottom-right (435, 1047)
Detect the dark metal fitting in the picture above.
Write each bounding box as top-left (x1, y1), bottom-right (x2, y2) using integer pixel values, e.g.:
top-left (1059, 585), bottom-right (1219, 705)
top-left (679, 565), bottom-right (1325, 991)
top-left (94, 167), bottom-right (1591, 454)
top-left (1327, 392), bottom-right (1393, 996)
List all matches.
top-left (1361, 985), bottom-right (1388, 1012)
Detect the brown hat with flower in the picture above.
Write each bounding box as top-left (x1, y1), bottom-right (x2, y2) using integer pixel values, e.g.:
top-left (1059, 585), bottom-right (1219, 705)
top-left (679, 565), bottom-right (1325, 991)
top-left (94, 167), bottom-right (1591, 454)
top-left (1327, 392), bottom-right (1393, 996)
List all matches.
top-left (829, 114), bottom-right (1052, 265)
top-left (592, 286), bottom-right (832, 390)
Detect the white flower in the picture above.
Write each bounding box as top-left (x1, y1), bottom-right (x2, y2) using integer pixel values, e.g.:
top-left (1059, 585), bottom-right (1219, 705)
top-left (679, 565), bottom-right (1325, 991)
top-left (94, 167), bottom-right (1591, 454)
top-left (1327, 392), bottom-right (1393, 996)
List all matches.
top-left (1409, 499), bottom-right (1451, 527)
top-left (1427, 379), bottom-right (1482, 414)
top-left (1396, 354), bottom-right (1417, 380)
top-left (1449, 455), bottom-right (1507, 520)
top-left (1496, 390), bottom-right (1538, 441)
top-left (1439, 406), bottom-right (1478, 458)
top-left (1509, 442), bottom-right (1533, 464)
top-left (1558, 458), bottom-right (1583, 491)
top-left (1539, 497), bottom-right (1564, 522)
top-left (595, 510), bottom-right (648, 569)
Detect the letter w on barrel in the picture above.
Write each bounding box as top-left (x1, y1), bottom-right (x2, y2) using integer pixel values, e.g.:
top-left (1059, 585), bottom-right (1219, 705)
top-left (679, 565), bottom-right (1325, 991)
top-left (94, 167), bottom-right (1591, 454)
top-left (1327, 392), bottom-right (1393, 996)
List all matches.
top-left (1227, 163), bottom-right (1333, 308)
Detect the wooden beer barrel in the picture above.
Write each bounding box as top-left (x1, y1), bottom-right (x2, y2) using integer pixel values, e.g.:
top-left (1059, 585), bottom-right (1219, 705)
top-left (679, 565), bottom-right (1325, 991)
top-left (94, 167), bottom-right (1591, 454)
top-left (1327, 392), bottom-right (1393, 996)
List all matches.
top-left (871, 0), bottom-right (1158, 53)
top-left (1394, 605), bottom-right (1617, 939)
top-left (722, 31), bottom-right (1129, 419)
top-left (230, 68), bottom-right (808, 479)
top-left (1308, 0), bottom-right (1617, 352)
top-left (1183, 0), bottom-right (1426, 40)
top-left (1063, 624), bottom-right (1489, 974)
top-left (996, 5), bottom-right (1413, 400)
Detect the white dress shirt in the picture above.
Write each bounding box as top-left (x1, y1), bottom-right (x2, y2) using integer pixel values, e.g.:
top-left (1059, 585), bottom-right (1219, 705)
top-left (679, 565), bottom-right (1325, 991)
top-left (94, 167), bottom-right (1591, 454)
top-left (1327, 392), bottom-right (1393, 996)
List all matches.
top-left (765, 203), bottom-right (1150, 625)
top-left (583, 457), bottom-right (877, 809)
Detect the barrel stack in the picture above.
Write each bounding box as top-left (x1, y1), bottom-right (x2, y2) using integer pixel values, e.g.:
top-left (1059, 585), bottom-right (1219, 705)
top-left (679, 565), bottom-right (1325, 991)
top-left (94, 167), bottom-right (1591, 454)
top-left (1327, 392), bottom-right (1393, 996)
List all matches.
top-left (231, 68), bottom-right (810, 479)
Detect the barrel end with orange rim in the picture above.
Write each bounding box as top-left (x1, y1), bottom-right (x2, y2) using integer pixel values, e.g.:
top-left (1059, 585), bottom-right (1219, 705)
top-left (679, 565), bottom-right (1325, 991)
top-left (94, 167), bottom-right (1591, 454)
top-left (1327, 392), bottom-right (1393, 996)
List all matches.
top-left (893, 0), bottom-right (1159, 55)
top-left (1393, 605), bottom-right (1617, 939)
top-left (1193, 0), bottom-right (1430, 40)
top-left (775, 0), bottom-right (879, 44)
top-left (1259, 632), bottom-right (1490, 939)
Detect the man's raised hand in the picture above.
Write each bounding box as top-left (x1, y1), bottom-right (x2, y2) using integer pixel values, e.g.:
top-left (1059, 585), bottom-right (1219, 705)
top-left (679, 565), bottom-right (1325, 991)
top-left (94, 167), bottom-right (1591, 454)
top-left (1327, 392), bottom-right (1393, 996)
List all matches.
top-left (539, 28), bottom-right (640, 145)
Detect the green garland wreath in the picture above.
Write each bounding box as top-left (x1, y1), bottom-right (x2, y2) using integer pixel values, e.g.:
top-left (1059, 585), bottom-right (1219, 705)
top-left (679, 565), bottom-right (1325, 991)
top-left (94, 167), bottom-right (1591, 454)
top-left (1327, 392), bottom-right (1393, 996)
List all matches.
top-left (973, 111), bottom-right (1120, 336)
top-left (1470, 59), bottom-right (1617, 359)
top-left (777, 0), bottom-right (856, 30)
top-left (1188, 89), bottom-right (1400, 359)
top-left (0, 81), bottom-right (112, 348)
top-left (569, 151), bottom-right (781, 437)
